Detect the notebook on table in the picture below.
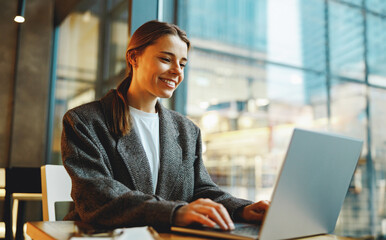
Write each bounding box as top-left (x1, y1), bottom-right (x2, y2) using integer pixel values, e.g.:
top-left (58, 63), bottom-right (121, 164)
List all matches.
top-left (171, 128), bottom-right (363, 240)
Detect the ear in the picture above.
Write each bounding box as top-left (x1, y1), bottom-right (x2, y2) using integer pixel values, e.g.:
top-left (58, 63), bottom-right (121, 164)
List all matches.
top-left (126, 51), bottom-right (138, 68)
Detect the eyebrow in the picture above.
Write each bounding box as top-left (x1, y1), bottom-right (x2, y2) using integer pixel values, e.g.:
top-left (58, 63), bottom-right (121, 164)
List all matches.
top-left (160, 51), bottom-right (188, 62)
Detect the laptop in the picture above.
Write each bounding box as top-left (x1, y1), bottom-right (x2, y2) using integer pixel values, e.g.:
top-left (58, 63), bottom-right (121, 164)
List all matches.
top-left (171, 128), bottom-right (363, 240)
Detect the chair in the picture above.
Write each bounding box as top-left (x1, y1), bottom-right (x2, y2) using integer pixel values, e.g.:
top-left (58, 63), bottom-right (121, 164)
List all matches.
top-left (40, 165), bottom-right (72, 221)
top-left (3, 167), bottom-right (42, 240)
top-left (0, 168), bottom-right (5, 238)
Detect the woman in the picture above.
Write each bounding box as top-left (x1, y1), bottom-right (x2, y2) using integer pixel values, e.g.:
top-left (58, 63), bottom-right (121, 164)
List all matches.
top-left (62, 20), bottom-right (269, 230)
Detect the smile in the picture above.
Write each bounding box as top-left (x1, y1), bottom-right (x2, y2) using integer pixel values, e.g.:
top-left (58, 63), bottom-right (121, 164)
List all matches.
top-left (160, 78), bottom-right (176, 88)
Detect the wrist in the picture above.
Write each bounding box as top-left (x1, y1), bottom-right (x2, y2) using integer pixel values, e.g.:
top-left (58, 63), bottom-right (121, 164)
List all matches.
top-left (171, 204), bottom-right (186, 225)
top-left (234, 206), bottom-right (245, 222)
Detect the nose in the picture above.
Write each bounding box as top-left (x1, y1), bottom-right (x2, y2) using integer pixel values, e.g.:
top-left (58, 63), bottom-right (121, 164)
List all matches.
top-left (170, 63), bottom-right (183, 76)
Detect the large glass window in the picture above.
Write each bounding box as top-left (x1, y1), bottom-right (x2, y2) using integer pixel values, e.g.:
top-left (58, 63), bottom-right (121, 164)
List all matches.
top-left (177, 0), bottom-right (386, 238)
top-left (50, 0), bottom-right (129, 164)
top-left (51, 0), bottom-right (102, 164)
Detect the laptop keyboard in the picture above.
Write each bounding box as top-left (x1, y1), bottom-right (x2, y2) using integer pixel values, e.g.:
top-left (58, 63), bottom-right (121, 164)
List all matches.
top-left (231, 224), bottom-right (260, 236)
top-left (184, 222), bottom-right (260, 238)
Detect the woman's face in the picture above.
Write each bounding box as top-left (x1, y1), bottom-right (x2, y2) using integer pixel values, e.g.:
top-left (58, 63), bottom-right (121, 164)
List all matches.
top-left (131, 34), bottom-right (188, 100)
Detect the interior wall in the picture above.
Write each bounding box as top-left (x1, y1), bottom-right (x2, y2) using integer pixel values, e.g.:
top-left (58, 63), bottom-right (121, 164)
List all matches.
top-left (0, 0), bottom-right (54, 168)
top-left (0, 1), bottom-right (18, 168)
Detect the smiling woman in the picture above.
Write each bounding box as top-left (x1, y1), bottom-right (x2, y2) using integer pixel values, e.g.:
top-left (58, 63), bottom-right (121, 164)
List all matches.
top-left (61, 20), bottom-right (270, 230)
top-left (111, 20), bottom-right (190, 136)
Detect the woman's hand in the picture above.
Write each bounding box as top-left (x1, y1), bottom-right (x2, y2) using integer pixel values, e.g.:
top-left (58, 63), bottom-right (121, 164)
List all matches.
top-left (241, 200), bottom-right (270, 223)
top-left (174, 198), bottom-right (235, 230)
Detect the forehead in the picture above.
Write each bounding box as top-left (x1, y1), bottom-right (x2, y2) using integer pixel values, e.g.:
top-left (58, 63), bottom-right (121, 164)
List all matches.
top-left (145, 35), bottom-right (188, 59)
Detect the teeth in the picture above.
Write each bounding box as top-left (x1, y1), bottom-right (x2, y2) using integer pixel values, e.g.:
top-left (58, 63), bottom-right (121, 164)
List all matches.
top-left (161, 78), bottom-right (175, 87)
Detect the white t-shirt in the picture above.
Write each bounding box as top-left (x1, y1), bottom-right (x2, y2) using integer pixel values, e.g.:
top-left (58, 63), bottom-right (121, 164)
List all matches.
top-left (129, 106), bottom-right (160, 193)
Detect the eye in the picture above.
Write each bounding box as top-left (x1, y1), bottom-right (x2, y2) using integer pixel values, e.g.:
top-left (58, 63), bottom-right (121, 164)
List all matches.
top-left (160, 57), bottom-right (171, 62)
top-left (180, 63), bottom-right (186, 68)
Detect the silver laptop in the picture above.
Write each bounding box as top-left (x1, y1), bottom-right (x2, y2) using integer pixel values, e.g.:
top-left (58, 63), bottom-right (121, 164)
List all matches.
top-left (171, 128), bottom-right (363, 240)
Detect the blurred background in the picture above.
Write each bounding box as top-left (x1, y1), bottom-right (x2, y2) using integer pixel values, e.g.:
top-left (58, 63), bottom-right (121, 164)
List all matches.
top-left (0, 0), bottom-right (385, 239)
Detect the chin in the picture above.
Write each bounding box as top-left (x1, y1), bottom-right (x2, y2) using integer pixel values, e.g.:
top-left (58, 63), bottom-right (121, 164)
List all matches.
top-left (160, 94), bottom-right (173, 99)
top-left (158, 91), bottom-right (175, 99)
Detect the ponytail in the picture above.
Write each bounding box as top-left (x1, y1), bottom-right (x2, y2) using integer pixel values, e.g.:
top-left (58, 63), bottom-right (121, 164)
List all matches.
top-left (111, 74), bottom-right (132, 137)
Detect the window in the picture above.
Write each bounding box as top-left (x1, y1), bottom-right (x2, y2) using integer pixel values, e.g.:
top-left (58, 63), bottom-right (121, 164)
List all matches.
top-left (50, 0), bottom-right (129, 164)
top-left (177, 0), bottom-right (386, 237)
top-left (51, 0), bottom-right (102, 164)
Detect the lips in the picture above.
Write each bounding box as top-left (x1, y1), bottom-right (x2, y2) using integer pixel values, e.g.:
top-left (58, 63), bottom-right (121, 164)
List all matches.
top-left (160, 77), bottom-right (177, 88)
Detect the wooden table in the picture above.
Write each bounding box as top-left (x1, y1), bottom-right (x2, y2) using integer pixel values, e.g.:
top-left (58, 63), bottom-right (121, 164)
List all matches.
top-left (26, 221), bottom-right (358, 240)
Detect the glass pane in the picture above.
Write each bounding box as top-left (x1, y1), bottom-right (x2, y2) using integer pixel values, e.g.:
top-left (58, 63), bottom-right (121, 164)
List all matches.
top-left (51, 0), bottom-right (129, 164)
top-left (330, 80), bottom-right (367, 139)
top-left (299, 0), bottom-right (326, 72)
top-left (52, 0), bottom-right (102, 164)
top-left (369, 87), bottom-right (386, 237)
top-left (266, 0), bottom-right (303, 67)
top-left (329, 1), bottom-right (365, 81)
top-left (186, 50), bottom-right (266, 119)
top-left (107, 0), bottom-right (129, 79)
top-left (367, 13), bottom-right (386, 87)
top-left (160, 0), bottom-right (176, 23)
top-left (366, 0), bottom-right (386, 15)
top-left (340, 0), bottom-right (362, 6)
top-left (185, 35), bottom-right (329, 201)
top-left (183, 0), bottom-right (267, 53)
top-left (329, 80), bottom-right (370, 236)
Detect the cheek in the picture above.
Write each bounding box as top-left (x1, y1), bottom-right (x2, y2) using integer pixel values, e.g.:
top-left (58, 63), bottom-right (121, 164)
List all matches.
top-left (148, 64), bottom-right (163, 80)
top-left (179, 72), bottom-right (185, 82)
top-left (144, 60), bottom-right (163, 74)
top-left (154, 61), bottom-right (168, 72)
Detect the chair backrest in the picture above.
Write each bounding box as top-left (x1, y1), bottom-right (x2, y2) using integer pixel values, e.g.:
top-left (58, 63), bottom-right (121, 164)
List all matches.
top-left (0, 168), bottom-right (5, 189)
top-left (0, 168), bottom-right (5, 198)
top-left (41, 165), bottom-right (72, 221)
